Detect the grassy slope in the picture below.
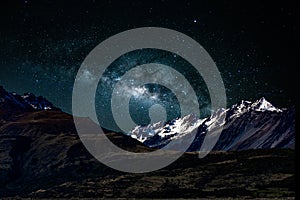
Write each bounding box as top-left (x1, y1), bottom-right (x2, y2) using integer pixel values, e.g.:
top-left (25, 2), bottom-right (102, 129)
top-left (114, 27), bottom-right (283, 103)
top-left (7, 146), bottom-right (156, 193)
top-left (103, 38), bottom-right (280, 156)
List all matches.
top-left (24, 149), bottom-right (295, 199)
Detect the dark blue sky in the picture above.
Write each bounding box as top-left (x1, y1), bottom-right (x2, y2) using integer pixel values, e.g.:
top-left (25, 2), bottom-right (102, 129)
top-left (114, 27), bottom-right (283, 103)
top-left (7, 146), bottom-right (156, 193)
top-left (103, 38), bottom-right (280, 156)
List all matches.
top-left (0, 0), bottom-right (296, 118)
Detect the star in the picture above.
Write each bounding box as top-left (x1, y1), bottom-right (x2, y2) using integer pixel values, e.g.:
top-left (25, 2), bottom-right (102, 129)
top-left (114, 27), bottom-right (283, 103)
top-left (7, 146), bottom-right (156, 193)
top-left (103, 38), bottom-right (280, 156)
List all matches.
top-left (0, 0), bottom-right (295, 132)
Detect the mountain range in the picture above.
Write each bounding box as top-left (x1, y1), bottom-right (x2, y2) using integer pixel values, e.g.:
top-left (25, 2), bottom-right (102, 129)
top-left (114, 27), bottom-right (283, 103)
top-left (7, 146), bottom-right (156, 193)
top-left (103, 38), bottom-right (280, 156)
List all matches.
top-left (130, 97), bottom-right (295, 152)
top-left (0, 86), bottom-right (295, 198)
top-left (1, 85), bottom-right (294, 153)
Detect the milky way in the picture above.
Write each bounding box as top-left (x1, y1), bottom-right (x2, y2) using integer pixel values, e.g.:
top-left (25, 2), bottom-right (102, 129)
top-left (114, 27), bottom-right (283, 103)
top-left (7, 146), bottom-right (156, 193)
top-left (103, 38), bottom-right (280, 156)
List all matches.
top-left (92, 49), bottom-right (211, 131)
top-left (0, 1), bottom-right (296, 132)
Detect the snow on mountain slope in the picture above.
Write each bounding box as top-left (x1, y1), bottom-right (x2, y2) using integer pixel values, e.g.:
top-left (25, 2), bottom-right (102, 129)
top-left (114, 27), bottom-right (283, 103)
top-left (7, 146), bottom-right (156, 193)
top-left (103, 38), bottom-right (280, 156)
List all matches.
top-left (0, 86), bottom-right (59, 113)
top-left (130, 114), bottom-right (205, 146)
top-left (228, 97), bottom-right (282, 119)
top-left (129, 97), bottom-right (294, 151)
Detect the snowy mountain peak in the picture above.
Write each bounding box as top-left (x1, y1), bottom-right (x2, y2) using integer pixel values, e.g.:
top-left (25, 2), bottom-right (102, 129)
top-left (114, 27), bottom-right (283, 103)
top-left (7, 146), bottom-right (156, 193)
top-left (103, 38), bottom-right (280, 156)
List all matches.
top-left (230, 97), bottom-right (282, 118)
top-left (128, 97), bottom-right (292, 151)
top-left (129, 113), bottom-right (205, 144)
top-left (251, 97), bottom-right (282, 112)
top-left (21, 92), bottom-right (56, 110)
top-left (0, 86), bottom-right (59, 111)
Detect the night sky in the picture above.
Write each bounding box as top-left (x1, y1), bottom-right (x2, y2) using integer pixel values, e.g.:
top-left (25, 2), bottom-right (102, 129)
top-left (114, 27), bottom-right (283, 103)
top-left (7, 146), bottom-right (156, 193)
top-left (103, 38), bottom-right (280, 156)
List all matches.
top-left (0, 0), bottom-right (297, 131)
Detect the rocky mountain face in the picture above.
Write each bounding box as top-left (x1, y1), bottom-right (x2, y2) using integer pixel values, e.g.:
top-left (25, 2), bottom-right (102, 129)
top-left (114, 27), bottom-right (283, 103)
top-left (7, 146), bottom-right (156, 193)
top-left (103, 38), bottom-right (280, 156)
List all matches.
top-left (130, 98), bottom-right (295, 151)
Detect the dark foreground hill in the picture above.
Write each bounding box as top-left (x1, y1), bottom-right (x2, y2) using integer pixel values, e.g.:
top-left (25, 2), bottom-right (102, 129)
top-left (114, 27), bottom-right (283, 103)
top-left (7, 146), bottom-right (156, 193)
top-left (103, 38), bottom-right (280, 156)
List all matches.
top-left (22, 149), bottom-right (296, 198)
top-left (0, 110), bottom-right (295, 198)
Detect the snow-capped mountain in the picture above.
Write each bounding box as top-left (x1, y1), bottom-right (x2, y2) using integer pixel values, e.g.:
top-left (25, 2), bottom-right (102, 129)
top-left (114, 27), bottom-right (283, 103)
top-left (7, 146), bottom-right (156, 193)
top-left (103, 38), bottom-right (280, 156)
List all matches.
top-left (0, 86), bottom-right (59, 113)
top-left (129, 97), bottom-right (295, 151)
top-left (130, 114), bottom-right (205, 143)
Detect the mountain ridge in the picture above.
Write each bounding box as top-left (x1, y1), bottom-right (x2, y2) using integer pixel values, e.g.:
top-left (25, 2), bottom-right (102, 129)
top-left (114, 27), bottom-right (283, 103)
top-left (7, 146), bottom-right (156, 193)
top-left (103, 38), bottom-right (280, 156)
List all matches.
top-left (0, 86), bottom-right (60, 115)
top-left (129, 97), bottom-right (295, 152)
